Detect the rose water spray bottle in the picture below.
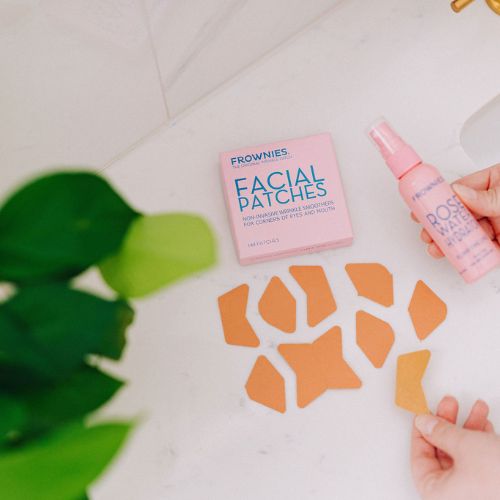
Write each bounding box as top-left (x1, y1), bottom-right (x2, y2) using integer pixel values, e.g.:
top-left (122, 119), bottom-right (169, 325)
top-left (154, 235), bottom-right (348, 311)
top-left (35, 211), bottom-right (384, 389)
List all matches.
top-left (369, 120), bottom-right (500, 283)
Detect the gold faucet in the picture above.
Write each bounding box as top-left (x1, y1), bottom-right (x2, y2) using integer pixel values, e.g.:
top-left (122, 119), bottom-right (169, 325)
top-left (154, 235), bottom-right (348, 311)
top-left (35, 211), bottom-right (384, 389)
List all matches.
top-left (451, 0), bottom-right (500, 14)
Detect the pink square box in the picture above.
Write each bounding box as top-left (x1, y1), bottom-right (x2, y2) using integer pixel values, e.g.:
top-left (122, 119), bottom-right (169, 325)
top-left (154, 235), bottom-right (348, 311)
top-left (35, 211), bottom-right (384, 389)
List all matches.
top-left (220, 133), bottom-right (353, 265)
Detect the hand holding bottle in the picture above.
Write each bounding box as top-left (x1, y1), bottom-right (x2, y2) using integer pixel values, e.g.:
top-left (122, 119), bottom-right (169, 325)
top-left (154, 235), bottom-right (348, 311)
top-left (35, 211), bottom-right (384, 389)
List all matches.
top-left (369, 121), bottom-right (499, 283)
top-left (413, 164), bottom-right (500, 258)
top-left (411, 396), bottom-right (500, 500)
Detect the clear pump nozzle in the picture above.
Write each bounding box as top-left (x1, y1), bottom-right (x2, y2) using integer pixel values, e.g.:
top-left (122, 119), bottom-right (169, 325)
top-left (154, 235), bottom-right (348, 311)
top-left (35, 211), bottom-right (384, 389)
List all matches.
top-left (367, 119), bottom-right (422, 179)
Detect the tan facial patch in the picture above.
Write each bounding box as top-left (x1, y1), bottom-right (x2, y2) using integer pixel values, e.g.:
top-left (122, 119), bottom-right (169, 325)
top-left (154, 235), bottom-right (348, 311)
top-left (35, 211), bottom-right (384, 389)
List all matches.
top-left (356, 310), bottom-right (395, 368)
top-left (289, 265), bottom-right (337, 326)
top-left (395, 350), bottom-right (431, 414)
top-left (245, 355), bottom-right (286, 413)
top-left (345, 263), bottom-right (394, 307)
top-left (279, 326), bottom-right (361, 408)
top-left (408, 280), bottom-right (447, 340)
top-left (218, 284), bottom-right (260, 347)
top-left (258, 276), bottom-right (296, 333)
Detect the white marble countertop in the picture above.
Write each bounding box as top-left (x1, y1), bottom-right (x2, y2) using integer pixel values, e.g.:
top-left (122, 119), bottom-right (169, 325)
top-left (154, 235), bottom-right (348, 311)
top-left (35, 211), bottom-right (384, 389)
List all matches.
top-left (91, 1), bottom-right (500, 499)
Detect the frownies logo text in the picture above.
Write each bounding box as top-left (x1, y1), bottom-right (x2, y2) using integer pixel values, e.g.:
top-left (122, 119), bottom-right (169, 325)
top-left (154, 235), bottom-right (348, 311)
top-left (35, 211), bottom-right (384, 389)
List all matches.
top-left (231, 148), bottom-right (288, 166)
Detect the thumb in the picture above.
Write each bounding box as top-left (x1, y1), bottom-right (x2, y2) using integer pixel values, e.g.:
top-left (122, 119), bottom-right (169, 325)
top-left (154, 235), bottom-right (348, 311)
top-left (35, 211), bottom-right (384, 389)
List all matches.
top-left (415, 415), bottom-right (468, 457)
top-left (452, 183), bottom-right (500, 217)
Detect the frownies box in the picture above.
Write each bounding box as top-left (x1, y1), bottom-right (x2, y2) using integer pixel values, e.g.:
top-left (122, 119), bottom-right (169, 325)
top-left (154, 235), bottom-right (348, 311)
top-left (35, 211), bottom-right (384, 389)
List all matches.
top-left (220, 133), bottom-right (353, 265)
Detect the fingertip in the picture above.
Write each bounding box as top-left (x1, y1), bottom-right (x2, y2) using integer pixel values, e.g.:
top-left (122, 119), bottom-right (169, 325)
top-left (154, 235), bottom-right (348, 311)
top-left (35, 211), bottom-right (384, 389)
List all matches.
top-left (436, 395), bottom-right (459, 414)
top-left (427, 243), bottom-right (445, 259)
top-left (485, 420), bottom-right (495, 434)
top-left (478, 218), bottom-right (495, 240)
top-left (452, 182), bottom-right (478, 201)
top-left (412, 415), bottom-right (421, 434)
top-left (420, 228), bottom-right (433, 244)
top-left (475, 399), bottom-right (489, 414)
top-left (464, 398), bottom-right (490, 431)
top-left (437, 395), bottom-right (458, 409)
top-left (415, 415), bottom-right (440, 437)
top-left (470, 398), bottom-right (489, 421)
top-left (440, 394), bottom-right (457, 403)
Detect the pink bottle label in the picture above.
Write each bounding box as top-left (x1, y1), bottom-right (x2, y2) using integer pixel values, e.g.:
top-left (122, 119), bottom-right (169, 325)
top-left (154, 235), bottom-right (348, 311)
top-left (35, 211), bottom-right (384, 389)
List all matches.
top-left (400, 165), bottom-right (499, 282)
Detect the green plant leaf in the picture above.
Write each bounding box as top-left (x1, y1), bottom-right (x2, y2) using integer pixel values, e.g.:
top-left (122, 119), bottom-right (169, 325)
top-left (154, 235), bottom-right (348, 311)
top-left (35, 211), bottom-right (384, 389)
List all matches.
top-left (0, 395), bottom-right (27, 444)
top-left (0, 172), bottom-right (138, 284)
top-left (22, 365), bottom-right (123, 436)
top-left (0, 421), bottom-right (131, 500)
top-left (0, 284), bottom-right (134, 391)
top-left (99, 213), bottom-right (217, 298)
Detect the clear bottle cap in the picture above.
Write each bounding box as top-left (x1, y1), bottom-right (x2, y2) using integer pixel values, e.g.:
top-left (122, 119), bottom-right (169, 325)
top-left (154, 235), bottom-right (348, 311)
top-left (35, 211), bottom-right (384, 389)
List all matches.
top-left (367, 119), bottom-right (422, 179)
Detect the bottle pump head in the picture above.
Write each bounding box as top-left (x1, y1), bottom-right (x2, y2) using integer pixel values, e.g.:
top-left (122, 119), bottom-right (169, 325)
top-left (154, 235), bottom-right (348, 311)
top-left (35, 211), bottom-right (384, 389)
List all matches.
top-left (368, 119), bottom-right (422, 179)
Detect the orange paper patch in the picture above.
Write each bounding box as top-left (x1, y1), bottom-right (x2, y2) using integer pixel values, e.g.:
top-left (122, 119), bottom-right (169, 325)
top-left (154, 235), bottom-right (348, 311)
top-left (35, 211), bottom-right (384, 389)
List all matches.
top-left (278, 326), bottom-right (361, 408)
top-left (356, 310), bottom-right (394, 368)
top-left (258, 277), bottom-right (296, 333)
top-left (408, 280), bottom-right (447, 340)
top-left (289, 265), bottom-right (337, 326)
top-left (395, 350), bottom-right (430, 414)
top-left (245, 355), bottom-right (286, 413)
top-left (345, 263), bottom-right (394, 307)
top-left (218, 284), bottom-right (260, 347)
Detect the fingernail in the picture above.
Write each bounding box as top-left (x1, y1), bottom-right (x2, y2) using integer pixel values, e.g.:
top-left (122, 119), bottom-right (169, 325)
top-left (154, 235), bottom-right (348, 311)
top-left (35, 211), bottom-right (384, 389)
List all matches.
top-left (453, 183), bottom-right (478, 200)
top-left (439, 394), bottom-right (456, 406)
top-left (475, 399), bottom-right (489, 412)
top-left (415, 415), bottom-right (439, 436)
top-left (425, 245), bottom-right (436, 257)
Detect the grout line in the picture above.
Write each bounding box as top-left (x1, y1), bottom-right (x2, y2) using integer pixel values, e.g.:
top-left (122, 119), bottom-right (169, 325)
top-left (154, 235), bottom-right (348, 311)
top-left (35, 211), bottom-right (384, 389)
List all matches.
top-left (138, 0), bottom-right (172, 121)
top-left (102, 0), bottom-right (350, 171)
top-left (99, 0), bottom-right (172, 173)
top-left (167, 0), bottom-right (351, 121)
top-left (99, 121), bottom-right (168, 172)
